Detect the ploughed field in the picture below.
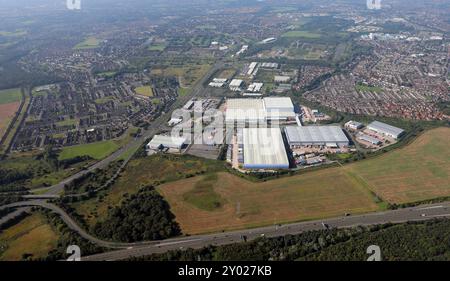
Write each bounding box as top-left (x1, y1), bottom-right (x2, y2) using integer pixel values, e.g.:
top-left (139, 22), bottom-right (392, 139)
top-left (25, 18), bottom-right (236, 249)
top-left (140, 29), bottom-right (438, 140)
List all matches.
top-left (157, 127), bottom-right (450, 234)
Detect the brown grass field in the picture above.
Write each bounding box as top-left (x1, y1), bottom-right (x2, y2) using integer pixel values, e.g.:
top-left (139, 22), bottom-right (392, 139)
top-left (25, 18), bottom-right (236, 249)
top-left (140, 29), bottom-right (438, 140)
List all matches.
top-left (157, 169), bottom-right (379, 234)
top-left (0, 101), bottom-right (20, 139)
top-left (158, 127), bottom-right (450, 234)
top-left (0, 213), bottom-right (58, 261)
top-left (346, 127), bottom-right (450, 204)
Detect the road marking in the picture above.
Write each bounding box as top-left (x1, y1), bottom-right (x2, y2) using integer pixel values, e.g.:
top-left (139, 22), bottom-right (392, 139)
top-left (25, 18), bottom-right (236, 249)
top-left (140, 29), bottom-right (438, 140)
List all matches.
top-left (428, 214), bottom-right (450, 218)
top-left (418, 205), bottom-right (444, 210)
top-left (156, 238), bottom-right (203, 247)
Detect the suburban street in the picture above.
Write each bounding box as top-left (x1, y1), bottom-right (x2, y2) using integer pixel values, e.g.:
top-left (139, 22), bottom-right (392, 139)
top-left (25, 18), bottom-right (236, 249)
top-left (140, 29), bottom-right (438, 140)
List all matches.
top-left (1, 200), bottom-right (449, 261)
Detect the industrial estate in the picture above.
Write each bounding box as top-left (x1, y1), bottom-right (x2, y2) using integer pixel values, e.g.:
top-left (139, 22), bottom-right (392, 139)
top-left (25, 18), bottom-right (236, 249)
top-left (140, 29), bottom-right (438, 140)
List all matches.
top-left (0, 0), bottom-right (449, 263)
top-left (147, 95), bottom-right (405, 172)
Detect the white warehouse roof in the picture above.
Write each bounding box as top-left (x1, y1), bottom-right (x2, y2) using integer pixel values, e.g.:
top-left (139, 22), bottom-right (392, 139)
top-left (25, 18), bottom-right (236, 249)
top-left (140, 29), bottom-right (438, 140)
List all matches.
top-left (274, 75), bottom-right (291, 82)
top-left (229, 79), bottom-right (243, 87)
top-left (243, 128), bottom-right (289, 169)
top-left (264, 97), bottom-right (295, 120)
top-left (285, 126), bottom-right (349, 146)
top-left (147, 135), bottom-right (186, 150)
top-left (226, 97), bottom-right (296, 123)
top-left (225, 99), bottom-right (266, 124)
top-left (367, 121), bottom-right (404, 138)
top-left (263, 97), bottom-right (294, 110)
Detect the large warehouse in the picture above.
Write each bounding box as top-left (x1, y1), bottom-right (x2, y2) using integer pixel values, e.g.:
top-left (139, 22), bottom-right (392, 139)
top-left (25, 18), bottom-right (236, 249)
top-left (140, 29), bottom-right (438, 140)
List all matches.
top-left (367, 121), bottom-right (404, 139)
top-left (146, 135), bottom-right (187, 152)
top-left (225, 99), bottom-right (266, 125)
top-left (225, 97), bottom-right (296, 125)
top-left (243, 128), bottom-right (289, 170)
top-left (284, 126), bottom-right (350, 148)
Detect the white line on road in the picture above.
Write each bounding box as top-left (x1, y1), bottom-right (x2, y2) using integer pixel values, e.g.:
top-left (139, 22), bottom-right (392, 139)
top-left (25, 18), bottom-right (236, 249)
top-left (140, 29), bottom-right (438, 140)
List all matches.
top-left (156, 238), bottom-right (203, 247)
top-left (428, 214), bottom-right (450, 218)
top-left (418, 205), bottom-right (444, 210)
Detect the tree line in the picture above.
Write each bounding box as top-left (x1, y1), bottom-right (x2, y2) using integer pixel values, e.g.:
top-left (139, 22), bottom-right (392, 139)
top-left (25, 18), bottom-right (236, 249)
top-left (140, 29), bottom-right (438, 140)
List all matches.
top-left (92, 186), bottom-right (181, 242)
top-left (128, 219), bottom-right (450, 261)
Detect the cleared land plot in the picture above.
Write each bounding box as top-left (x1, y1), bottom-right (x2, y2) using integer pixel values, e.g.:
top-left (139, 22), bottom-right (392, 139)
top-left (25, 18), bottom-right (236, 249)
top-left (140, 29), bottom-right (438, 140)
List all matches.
top-left (157, 170), bottom-right (379, 234)
top-left (346, 127), bottom-right (450, 204)
top-left (217, 69), bottom-right (236, 80)
top-left (70, 155), bottom-right (225, 227)
top-left (0, 213), bottom-right (58, 261)
top-left (186, 144), bottom-right (221, 160)
top-left (58, 140), bottom-right (119, 161)
top-left (134, 86), bottom-right (154, 97)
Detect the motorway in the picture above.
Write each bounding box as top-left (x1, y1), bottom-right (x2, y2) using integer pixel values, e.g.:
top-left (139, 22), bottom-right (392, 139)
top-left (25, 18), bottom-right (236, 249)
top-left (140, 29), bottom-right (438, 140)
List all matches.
top-left (1, 200), bottom-right (449, 261)
top-left (82, 201), bottom-right (450, 261)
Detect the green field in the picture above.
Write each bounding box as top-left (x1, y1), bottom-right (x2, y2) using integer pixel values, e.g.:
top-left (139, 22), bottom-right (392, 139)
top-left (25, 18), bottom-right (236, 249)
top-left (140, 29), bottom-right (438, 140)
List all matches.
top-left (0, 213), bottom-right (58, 261)
top-left (55, 118), bottom-right (78, 127)
top-left (96, 71), bottom-right (117, 78)
top-left (74, 37), bottom-right (101, 50)
top-left (178, 87), bottom-right (192, 97)
top-left (0, 150), bottom-right (93, 190)
top-left (135, 86), bottom-right (154, 97)
top-left (355, 84), bottom-right (383, 93)
top-left (182, 173), bottom-right (225, 211)
top-left (158, 169), bottom-right (380, 234)
top-left (282, 31), bottom-right (322, 39)
top-left (0, 88), bottom-right (22, 104)
top-left (346, 127), bottom-right (450, 204)
top-left (94, 97), bottom-right (114, 104)
top-left (148, 43), bottom-right (167, 51)
top-left (0, 30), bottom-right (27, 37)
top-left (288, 45), bottom-right (328, 60)
top-left (151, 63), bottom-right (211, 88)
top-left (58, 140), bottom-right (119, 161)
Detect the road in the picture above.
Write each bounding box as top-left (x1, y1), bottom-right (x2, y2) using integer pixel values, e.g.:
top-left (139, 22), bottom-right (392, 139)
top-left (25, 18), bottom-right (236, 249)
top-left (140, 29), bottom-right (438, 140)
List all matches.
top-left (0, 200), bottom-right (159, 248)
top-left (1, 200), bottom-right (449, 261)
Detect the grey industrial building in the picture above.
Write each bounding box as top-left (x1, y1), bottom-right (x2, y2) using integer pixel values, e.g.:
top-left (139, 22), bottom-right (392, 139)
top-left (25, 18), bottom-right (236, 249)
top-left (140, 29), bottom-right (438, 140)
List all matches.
top-left (367, 121), bottom-right (404, 139)
top-left (357, 133), bottom-right (381, 145)
top-left (146, 135), bottom-right (187, 152)
top-left (284, 126), bottom-right (350, 148)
